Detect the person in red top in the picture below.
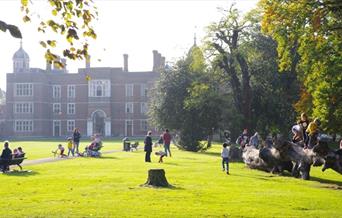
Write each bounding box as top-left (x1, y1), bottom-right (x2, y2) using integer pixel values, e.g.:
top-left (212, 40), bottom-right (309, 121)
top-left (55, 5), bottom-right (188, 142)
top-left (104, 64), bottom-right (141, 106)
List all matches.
top-left (162, 129), bottom-right (172, 157)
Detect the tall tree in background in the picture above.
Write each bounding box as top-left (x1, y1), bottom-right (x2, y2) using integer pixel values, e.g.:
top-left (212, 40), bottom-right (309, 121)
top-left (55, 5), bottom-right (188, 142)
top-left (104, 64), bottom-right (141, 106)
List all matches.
top-left (206, 6), bottom-right (253, 130)
top-left (260, 0), bottom-right (342, 133)
top-left (149, 45), bottom-right (225, 151)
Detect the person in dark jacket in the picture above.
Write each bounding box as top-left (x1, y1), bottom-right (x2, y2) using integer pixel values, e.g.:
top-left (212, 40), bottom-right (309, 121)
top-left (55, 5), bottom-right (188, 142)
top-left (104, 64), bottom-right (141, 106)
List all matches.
top-left (144, 131), bottom-right (153, 162)
top-left (1, 141), bottom-right (12, 172)
top-left (73, 128), bottom-right (81, 154)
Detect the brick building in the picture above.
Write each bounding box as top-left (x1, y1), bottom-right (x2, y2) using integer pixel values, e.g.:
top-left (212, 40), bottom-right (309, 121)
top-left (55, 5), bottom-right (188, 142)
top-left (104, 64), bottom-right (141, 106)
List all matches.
top-left (5, 43), bottom-right (165, 137)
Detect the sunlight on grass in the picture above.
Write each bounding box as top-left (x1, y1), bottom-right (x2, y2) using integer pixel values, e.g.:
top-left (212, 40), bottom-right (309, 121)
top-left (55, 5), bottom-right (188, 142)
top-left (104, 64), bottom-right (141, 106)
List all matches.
top-left (0, 141), bottom-right (341, 217)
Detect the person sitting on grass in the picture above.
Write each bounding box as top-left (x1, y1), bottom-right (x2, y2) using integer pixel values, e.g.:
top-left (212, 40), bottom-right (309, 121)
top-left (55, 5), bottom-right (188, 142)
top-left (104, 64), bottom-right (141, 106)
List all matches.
top-left (67, 137), bottom-right (74, 157)
top-left (155, 151), bottom-right (167, 163)
top-left (52, 144), bottom-right (67, 158)
top-left (221, 142), bottom-right (230, 175)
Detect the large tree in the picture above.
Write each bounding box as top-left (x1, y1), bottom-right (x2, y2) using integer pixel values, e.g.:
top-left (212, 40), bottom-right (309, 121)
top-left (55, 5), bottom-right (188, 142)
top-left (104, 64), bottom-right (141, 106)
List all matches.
top-left (206, 7), bottom-right (300, 137)
top-left (260, 0), bottom-right (342, 133)
top-left (149, 45), bottom-right (226, 151)
top-left (206, 6), bottom-right (253, 130)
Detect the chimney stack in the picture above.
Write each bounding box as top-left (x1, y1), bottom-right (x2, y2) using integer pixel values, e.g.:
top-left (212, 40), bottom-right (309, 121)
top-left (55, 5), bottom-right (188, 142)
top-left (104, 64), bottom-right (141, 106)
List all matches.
top-left (85, 55), bottom-right (91, 69)
top-left (152, 50), bottom-right (165, 72)
top-left (123, 54), bottom-right (128, 72)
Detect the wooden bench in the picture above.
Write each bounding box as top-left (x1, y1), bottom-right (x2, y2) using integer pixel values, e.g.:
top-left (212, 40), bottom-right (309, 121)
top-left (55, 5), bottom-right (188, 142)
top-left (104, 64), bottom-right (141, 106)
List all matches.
top-left (0, 154), bottom-right (26, 171)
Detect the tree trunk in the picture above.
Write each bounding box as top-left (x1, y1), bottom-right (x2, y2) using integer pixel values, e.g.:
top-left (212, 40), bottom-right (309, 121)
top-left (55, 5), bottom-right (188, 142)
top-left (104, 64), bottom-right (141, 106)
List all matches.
top-left (144, 169), bottom-right (170, 187)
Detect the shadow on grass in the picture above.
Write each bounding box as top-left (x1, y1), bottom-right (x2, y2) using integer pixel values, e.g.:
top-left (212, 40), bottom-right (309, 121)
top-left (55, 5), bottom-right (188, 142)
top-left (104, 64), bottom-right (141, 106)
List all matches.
top-left (162, 162), bottom-right (179, 166)
top-left (2, 170), bottom-right (38, 177)
top-left (197, 151), bottom-right (243, 162)
top-left (99, 156), bottom-right (118, 160)
top-left (139, 184), bottom-right (184, 190)
top-left (310, 176), bottom-right (342, 187)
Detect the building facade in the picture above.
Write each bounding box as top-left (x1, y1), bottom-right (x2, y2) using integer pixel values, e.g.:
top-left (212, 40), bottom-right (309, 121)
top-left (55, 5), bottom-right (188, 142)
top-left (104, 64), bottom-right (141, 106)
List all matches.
top-left (5, 44), bottom-right (165, 137)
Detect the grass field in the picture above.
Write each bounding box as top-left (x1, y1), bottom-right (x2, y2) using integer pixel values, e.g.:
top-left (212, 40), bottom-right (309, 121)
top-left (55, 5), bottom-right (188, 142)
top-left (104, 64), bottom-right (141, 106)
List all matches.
top-left (8, 139), bottom-right (124, 160)
top-left (0, 140), bottom-right (341, 217)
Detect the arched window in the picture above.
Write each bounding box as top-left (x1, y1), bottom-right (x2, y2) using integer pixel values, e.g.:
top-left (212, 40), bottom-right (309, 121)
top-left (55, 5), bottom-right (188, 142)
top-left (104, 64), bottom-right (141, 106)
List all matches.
top-left (96, 85), bottom-right (103, 96)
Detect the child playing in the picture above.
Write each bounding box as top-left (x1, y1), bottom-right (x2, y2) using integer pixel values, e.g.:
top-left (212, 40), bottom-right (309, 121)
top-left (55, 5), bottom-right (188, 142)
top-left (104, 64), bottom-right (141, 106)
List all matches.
top-left (67, 137), bottom-right (74, 156)
top-left (53, 144), bottom-right (67, 158)
top-left (155, 151), bottom-right (167, 163)
top-left (221, 142), bottom-right (230, 174)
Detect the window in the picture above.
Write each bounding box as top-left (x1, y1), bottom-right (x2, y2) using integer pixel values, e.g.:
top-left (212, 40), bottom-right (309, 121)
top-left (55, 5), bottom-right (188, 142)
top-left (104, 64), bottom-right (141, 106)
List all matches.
top-left (125, 102), bottom-right (134, 113)
top-left (15, 83), bottom-right (33, 96)
top-left (14, 120), bottom-right (33, 132)
top-left (88, 80), bottom-right (110, 97)
top-left (14, 102), bottom-right (33, 114)
top-left (67, 103), bottom-right (75, 114)
top-left (67, 85), bottom-right (75, 98)
top-left (125, 84), bottom-right (134, 97)
top-left (140, 102), bottom-right (148, 114)
top-left (67, 120), bottom-right (75, 132)
top-left (53, 85), bottom-right (61, 98)
top-left (140, 83), bottom-right (148, 97)
top-left (53, 103), bottom-right (61, 114)
top-left (140, 120), bottom-right (148, 131)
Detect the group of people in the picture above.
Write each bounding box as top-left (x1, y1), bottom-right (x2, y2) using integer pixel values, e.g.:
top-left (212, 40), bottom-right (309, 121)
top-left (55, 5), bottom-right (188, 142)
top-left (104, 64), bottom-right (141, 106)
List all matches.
top-left (0, 141), bottom-right (25, 172)
top-left (53, 128), bottom-right (81, 157)
top-left (144, 129), bottom-right (172, 163)
top-left (292, 113), bottom-right (321, 149)
top-left (235, 129), bottom-right (259, 149)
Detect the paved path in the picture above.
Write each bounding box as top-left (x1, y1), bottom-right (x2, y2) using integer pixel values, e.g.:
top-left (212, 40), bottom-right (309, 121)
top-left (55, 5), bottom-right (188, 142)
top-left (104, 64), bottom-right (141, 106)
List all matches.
top-left (22, 149), bottom-right (127, 166)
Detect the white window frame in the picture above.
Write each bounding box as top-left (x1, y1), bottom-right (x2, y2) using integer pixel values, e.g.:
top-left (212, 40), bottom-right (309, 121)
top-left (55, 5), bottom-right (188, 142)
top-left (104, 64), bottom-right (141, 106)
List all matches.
top-left (125, 102), bottom-right (134, 113)
top-left (140, 120), bottom-right (148, 131)
top-left (53, 103), bottom-right (61, 114)
top-left (140, 102), bottom-right (148, 114)
top-left (88, 80), bottom-right (110, 97)
top-left (14, 102), bottom-right (33, 114)
top-left (67, 85), bottom-right (76, 98)
top-left (67, 120), bottom-right (75, 132)
top-left (140, 83), bottom-right (148, 97)
top-left (14, 120), bottom-right (33, 132)
top-left (53, 85), bottom-right (61, 98)
top-left (67, 103), bottom-right (75, 115)
top-left (125, 84), bottom-right (134, 97)
top-left (53, 120), bottom-right (61, 137)
top-left (14, 83), bottom-right (33, 97)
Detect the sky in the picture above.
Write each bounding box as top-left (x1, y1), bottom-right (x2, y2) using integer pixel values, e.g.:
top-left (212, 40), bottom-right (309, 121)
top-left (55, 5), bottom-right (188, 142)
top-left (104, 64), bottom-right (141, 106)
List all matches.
top-left (0, 0), bottom-right (258, 91)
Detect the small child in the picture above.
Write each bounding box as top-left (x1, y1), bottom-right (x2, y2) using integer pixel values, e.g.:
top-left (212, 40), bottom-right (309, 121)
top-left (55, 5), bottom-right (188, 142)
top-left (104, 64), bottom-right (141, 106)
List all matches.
top-left (221, 142), bottom-right (230, 175)
top-left (67, 137), bottom-right (74, 156)
top-left (155, 151), bottom-right (167, 163)
top-left (53, 144), bottom-right (66, 158)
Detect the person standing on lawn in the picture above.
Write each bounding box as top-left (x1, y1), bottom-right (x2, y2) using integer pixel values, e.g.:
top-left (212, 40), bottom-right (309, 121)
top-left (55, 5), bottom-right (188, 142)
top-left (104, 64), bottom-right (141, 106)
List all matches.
top-left (162, 129), bottom-right (172, 157)
top-left (73, 128), bottom-right (81, 155)
top-left (144, 131), bottom-right (153, 162)
top-left (221, 142), bottom-right (230, 175)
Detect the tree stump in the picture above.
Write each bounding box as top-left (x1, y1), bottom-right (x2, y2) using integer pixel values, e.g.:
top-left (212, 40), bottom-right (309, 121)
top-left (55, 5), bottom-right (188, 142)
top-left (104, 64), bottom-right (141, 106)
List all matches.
top-left (144, 169), bottom-right (170, 187)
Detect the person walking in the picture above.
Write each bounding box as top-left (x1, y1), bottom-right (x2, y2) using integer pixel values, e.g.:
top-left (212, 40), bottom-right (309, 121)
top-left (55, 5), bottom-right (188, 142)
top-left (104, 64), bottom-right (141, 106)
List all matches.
top-left (144, 131), bottom-right (153, 162)
top-left (162, 129), bottom-right (172, 157)
top-left (221, 142), bottom-right (230, 175)
top-left (73, 128), bottom-right (81, 155)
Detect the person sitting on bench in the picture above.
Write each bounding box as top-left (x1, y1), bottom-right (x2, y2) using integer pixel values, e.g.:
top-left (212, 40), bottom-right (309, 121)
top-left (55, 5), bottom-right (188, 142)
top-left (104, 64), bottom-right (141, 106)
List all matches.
top-left (12, 147), bottom-right (25, 158)
top-left (1, 141), bottom-right (12, 172)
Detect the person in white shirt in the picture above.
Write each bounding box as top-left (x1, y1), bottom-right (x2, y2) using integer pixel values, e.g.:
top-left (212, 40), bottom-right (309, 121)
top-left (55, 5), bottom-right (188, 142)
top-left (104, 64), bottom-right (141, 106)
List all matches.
top-left (221, 142), bottom-right (230, 175)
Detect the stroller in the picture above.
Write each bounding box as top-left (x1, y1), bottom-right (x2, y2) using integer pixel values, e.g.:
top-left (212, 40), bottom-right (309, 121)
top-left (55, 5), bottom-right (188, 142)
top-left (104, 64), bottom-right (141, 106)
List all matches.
top-left (82, 141), bottom-right (103, 157)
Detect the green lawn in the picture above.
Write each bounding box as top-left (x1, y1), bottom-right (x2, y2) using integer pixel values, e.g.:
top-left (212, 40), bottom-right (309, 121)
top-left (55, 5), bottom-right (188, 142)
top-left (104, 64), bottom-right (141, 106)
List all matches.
top-left (8, 139), bottom-right (125, 160)
top-left (0, 141), bottom-right (341, 217)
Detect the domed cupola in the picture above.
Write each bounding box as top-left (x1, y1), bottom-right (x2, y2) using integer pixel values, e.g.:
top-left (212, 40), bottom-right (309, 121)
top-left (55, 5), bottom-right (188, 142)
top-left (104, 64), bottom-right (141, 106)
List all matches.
top-left (12, 41), bottom-right (30, 73)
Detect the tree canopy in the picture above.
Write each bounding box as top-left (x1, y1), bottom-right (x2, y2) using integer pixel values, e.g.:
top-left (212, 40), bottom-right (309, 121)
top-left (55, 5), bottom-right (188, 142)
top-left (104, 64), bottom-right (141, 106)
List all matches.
top-left (260, 0), bottom-right (342, 133)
